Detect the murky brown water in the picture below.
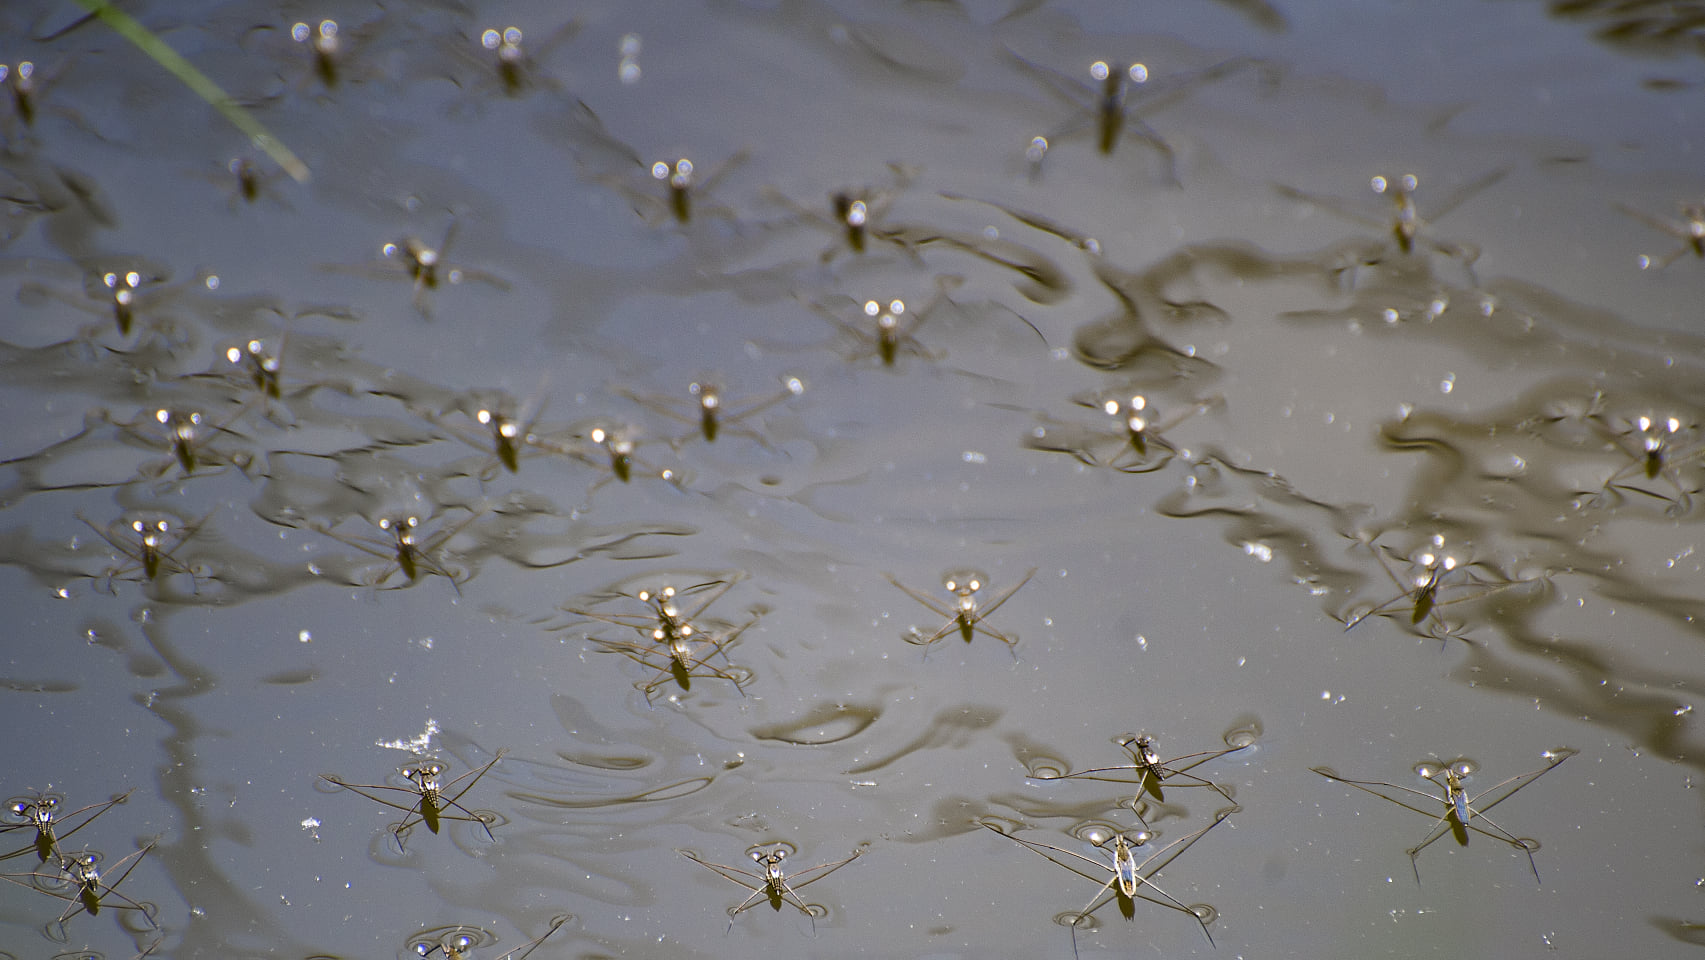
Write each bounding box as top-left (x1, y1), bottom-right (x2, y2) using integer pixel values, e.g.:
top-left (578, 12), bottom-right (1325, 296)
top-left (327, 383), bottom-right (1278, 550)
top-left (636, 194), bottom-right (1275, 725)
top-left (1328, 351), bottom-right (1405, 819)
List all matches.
top-left (2, 1), bottom-right (1702, 958)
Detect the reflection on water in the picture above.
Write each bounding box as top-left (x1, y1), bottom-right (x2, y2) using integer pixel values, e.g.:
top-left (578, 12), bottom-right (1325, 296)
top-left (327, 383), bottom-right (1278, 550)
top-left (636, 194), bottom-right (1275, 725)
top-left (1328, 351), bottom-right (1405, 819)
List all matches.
top-left (1, 0), bottom-right (1702, 957)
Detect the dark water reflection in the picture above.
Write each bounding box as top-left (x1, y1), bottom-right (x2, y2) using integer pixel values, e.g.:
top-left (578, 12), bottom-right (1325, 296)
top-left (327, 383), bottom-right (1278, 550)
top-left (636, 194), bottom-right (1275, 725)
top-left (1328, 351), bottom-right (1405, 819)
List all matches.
top-left (1, 0), bottom-right (1702, 957)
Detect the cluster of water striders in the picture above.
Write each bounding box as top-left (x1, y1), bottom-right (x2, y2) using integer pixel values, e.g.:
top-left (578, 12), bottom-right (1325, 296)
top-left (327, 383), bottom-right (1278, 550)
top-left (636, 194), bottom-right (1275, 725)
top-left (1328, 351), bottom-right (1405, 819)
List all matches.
top-left (2, 1), bottom-right (1700, 956)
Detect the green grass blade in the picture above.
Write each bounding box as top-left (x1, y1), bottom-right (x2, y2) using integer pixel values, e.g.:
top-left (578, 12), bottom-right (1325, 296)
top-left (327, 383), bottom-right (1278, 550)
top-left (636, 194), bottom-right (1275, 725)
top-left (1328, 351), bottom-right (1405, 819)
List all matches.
top-left (72, 0), bottom-right (310, 183)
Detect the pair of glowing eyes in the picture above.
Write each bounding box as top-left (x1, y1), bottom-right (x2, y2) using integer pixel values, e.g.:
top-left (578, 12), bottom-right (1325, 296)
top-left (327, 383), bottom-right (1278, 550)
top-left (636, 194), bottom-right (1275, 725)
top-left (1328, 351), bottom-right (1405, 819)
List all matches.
top-left (481, 27), bottom-right (525, 59)
top-left (128, 519), bottom-right (170, 546)
top-left (403, 762), bottom-right (446, 779)
top-left (476, 409), bottom-right (522, 440)
top-left (862, 300), bottom-right (905, 331)
top-left (8, 797), bottom-right (56, 817)
top-left (1415, 759), bottom-right (1477, 781)
top-left (1371, 174), bottom-right (1421, 196)
top-left (652, 159), bottom-right (694, 186)
top-left (226, 340), bottom-right (280, 370)
top-left (104, 271), bottom-right (142, 305)
top-left (0, 62), bottom-right (35, 85)
top-left (1413, 552), bottom-right (1456, 572)
top-left (588, 427), bottom-right (632, 452)
top-left (291, 21), bottom-right (338, 47)
top-left (156, 409), bottom-right (202, 433)
top-left (1635, 415), bottom-right (1683, 437)
top-left (414, 936), bottom-right (479, 959)
top-left (377, 517), bottom-right (421, 537)
top-left (382, 241), bottom-right (438, 267)
top-left (1089, 61), bottom-right (1148, 84)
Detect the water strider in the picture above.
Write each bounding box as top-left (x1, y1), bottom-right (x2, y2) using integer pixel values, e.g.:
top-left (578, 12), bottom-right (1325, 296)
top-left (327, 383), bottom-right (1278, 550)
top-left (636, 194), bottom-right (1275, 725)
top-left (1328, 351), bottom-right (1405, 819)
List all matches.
top-left (1005, 49), bottom-right (1258, 185)
top-left (1, 842), bottom-right (159, 941)
top-left (1312, 747), bottom-right (1577, 883)
top-left (77, 512), bottom-right (211, 594)
top-left (0, 790), bottom-right (134, 864)
top-left (320, 752), bottom-right (507, 852)
top-left (678, 840), bottom-right (863, 934)
top-left (618, 374), bottom-right (804, 447)
top-left (980, 808), bottom-right (1235, 956)
top-left (329, 218), bottom-right (510, 319)
top-left (308, 511), bottom-right (478, 595)
top-left (1616, 200), bottom-right (1705, 272)
top-left (1274, 169), bottom-right (1507, 281)
top-left (1028, 732), bottom-right (1250, 820)
top-left (408, 913), bottom-right (571, 960)
top-left (886, 566), bottom-right (1035, 656)
top-left (588, 623), bottom-right (756, 705)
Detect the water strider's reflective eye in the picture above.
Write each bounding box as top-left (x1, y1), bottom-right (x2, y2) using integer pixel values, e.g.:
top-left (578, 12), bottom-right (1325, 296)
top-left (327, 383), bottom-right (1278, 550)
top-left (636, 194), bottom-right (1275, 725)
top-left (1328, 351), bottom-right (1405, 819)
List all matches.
top-left (1090, 60), bottom-right (1109, 81)
top-left (1128, 63), bottom-right (1148, 83)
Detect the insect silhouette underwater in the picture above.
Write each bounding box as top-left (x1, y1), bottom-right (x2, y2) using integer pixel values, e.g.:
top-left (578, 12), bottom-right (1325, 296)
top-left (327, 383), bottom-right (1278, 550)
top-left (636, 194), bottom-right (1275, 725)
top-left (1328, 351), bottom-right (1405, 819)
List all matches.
top-left (1312, 746), bottom-right (1576, 883)
top-left (678, 841), bottom-right (863, 934)
top-left (886, 566), bottom-right (1035, 656)
top-left (320, 751), bottom-right (507, 850)
top-left (980, 808), bottom-right (1235, 956)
